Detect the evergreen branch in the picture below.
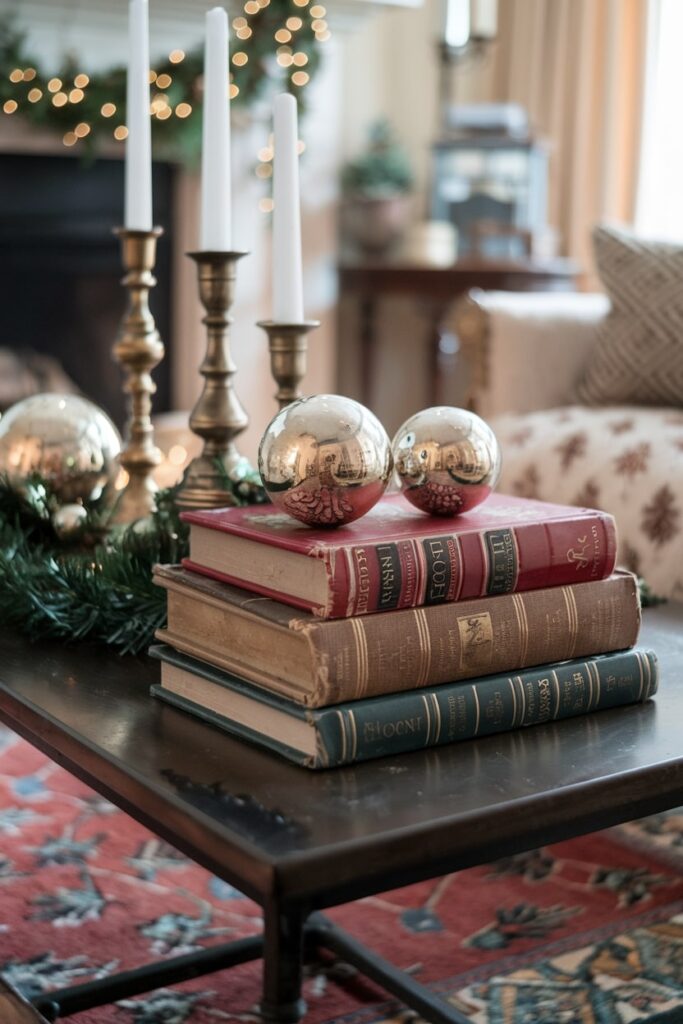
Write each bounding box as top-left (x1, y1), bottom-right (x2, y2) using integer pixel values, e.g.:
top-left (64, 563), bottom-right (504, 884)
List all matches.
top-left (0, 471), bottom-right (266, 656)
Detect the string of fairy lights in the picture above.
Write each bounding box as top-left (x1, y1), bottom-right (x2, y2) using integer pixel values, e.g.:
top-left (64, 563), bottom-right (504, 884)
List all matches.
top-left (0, 0), bottom-right (329, 202)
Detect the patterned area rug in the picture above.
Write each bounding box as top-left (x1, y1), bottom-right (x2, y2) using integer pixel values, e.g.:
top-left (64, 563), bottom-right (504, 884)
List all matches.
top-left (0, 726), bottom-right (682, 1024)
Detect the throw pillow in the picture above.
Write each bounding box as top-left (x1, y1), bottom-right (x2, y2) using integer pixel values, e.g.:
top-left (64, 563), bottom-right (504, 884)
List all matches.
top-left (577, 224), bottom-right (683, 406)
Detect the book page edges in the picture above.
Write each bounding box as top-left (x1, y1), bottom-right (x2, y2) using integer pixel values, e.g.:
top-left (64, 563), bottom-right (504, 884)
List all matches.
top-left (189, 525), bottom-right (331, 613)
top-left (158, 661), bottom-right (318, 758)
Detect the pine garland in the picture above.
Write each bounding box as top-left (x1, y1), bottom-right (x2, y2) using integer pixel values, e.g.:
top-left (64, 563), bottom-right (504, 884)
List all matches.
top-left (0, 4), bottom-right (326, 160)
top-left (0, 471), bottom-right (266, 656)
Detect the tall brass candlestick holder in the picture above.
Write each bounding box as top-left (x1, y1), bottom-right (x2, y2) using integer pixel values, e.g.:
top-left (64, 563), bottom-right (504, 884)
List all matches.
top-left (257, 320), bottom-right (320, 410)
top-left (111, 227), bottom-right (165, 525)
top-left (175, 251), bottom-right (250, 510)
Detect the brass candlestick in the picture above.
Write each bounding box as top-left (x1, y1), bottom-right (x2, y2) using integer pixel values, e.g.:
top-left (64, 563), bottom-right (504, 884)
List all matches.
top-left (111, 227), bottom-right (165, 524)
top-left (175, 251), bottom-right (249, 510)
top-left (257, 319), bottom-right (320, 410)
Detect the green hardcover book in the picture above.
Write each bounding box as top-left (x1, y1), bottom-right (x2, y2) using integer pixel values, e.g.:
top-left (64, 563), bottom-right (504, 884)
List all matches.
top-left (149, 644), bottom-right (658, 770)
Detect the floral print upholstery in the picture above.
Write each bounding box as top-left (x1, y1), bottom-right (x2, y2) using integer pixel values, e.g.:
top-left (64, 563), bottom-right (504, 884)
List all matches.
top-left (493, 405), bottom-right (683, 601)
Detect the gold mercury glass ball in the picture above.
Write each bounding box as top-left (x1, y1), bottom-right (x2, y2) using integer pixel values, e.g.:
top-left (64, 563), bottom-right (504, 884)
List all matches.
top-left (392, 406), bottom-right (501, 516)
top-left (0, 392), bottom-right (122, 503)
top-left (258, 394), bottom-right (393, 527)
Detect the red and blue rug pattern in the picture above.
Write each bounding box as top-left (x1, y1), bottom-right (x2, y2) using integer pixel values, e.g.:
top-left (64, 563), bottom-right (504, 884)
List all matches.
top-left (0, 725), bottom-right (682, 1023)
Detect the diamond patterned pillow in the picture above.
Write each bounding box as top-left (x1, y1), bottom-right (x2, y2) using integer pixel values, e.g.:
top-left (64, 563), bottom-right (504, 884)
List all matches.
top-left (578, 224), bottom-right (683, 406)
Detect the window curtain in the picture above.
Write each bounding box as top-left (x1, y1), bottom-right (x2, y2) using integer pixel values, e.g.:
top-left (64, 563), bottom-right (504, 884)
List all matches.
top-left (490, 0), bottom-right (649, 279)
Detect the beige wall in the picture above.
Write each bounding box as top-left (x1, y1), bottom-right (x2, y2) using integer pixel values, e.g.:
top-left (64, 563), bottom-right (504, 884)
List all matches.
top-left (340, 0), bottom-right (497, 211)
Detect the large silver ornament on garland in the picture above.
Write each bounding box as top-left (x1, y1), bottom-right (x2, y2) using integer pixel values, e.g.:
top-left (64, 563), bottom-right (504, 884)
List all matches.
top-left (258, 394), bottom-right (393, 526)
top-left (392, 406), bottom-right (501, 516)
top-left (0, 393), bottom-right (122, 503)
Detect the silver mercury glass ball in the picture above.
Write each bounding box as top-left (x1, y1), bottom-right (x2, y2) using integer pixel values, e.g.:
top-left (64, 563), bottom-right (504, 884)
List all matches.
top-left (258, 394), bottom-right (393, 527)
top-left (0, 393), bottom-right (122, 504)
top-left (392, 406), bottom-right (501, 516)
top-left (52, 502), bottom-right (89, 540)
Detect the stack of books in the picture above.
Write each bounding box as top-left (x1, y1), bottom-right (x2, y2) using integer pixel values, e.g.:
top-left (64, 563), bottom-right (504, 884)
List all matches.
top-left (150, 493), bottom-right (658, 769)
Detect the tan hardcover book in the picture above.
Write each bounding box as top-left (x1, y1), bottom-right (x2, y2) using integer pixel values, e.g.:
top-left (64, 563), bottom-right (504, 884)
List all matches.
top-left (153, 565), bottom-right (641, 709)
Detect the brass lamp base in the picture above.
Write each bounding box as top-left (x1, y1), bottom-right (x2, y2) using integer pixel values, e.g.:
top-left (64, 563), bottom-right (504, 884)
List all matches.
top-left (257, 319), bottom-right (320, 410)
top-left (110, 227), bottom-right (165, 525)
top-left (175, 251), bottom-right (250, 511)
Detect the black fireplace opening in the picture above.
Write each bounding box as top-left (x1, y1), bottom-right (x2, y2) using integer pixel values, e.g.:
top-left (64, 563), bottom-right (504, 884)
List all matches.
top-left (0, 151), bottom-right (174, 428)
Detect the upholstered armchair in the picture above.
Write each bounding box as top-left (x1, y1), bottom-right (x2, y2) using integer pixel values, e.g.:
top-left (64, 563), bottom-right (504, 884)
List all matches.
top-left (452, 290), bottom-right (683, 601)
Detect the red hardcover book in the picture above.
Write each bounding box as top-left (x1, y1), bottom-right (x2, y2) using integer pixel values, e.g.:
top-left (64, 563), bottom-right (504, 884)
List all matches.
top-left (181, 493), bottom-right (617, 619)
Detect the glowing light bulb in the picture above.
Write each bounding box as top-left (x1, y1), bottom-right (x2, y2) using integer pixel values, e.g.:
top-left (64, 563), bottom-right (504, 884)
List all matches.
top-left (101, 102), bottom-right (116, 117)
top-left (169, 49), bottom-right (185, 63)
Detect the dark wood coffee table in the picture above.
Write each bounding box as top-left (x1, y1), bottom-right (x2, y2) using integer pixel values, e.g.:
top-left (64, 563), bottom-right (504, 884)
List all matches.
top-left (0, 604), bottom-right (682, 1023)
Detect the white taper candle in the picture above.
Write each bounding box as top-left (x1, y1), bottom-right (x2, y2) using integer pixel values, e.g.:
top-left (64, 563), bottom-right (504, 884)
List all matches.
top-left (200, 6), bottom-right (232, 250)
top-left (124, 0), bottom-right (153, 230)
top-left (272, 93), bottom-right (304, 322)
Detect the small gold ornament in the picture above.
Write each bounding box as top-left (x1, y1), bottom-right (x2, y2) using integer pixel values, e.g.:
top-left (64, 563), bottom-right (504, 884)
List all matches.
top-left (392, 406), bottom-right (501, 516)
top-left (52, 502), bottom-right (88, 540)
top-left (0, 393), bottom-right (122, 503)
top-left (258, 394), bottom-right (393, 527)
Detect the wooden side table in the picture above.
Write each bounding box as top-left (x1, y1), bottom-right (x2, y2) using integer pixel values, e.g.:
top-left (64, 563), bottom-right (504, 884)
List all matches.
top-left (337, 257), bottom-right (578, 416)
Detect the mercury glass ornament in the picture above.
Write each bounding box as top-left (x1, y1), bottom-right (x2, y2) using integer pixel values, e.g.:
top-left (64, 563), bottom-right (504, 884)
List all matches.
top-left (52, 502), bottom-right (88, 540)
top-left (0, 393), bottom-right (122, 503)
top-left (392, 406), bottom-right (501, 516)
top-left (258, 394), bottom-right (393, 526)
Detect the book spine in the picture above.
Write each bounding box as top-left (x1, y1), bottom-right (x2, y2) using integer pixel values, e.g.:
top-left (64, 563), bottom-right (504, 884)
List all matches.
top-left (305, 572), bottom-right (640, 705)
top-left (326, 511), bottom-right (616, 618)
top-left (311, 649), bottom-right (658, 768)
